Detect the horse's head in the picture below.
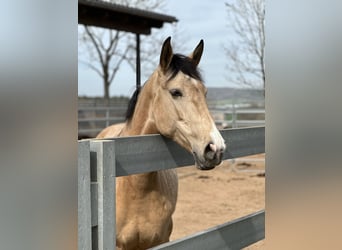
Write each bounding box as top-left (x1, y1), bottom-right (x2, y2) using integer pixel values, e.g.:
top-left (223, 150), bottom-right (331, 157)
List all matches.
top-left (152, 37), bottom-right (226, 170)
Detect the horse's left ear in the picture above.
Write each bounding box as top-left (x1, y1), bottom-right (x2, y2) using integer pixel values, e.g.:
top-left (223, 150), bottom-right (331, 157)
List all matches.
top-left (189, 39), bottom-right (204, 67)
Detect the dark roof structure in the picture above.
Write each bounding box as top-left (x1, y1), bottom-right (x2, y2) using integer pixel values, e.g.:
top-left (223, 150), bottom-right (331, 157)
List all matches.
top-left (78, 0), bottom-right (178, 34)
top-left (78, 0), bottom-right (178, 88)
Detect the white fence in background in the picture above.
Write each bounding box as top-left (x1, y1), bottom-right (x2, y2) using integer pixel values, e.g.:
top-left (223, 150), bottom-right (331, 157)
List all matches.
top-left (78, 127), bottom-right (265, 249)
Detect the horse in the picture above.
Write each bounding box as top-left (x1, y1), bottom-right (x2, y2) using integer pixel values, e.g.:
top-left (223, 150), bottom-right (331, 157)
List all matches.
top-left (96, 37), bottom-right (226, 250)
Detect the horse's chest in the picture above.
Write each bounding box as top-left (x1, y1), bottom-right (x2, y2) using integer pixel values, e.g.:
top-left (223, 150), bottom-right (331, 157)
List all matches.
top-left (116, 191), bottom-right (174, 249)
top-left (120, 189), bottom-right (174, 227)
top-left (116, 171), bottom-right (177, 249)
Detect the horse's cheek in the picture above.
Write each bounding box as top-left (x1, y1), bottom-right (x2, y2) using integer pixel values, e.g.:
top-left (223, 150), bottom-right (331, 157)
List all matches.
top-left (154, 98), bottom-right (176, 135)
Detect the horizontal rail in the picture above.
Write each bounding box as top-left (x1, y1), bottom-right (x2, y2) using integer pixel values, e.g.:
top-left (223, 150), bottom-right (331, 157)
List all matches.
top-left (234, 109), bottom-right (265, 114)
top-left (78, 128), bottom-right (103, 134)
top-left (87, 127), bottom-right (265, 177)
top-left (235, 120), bottom-right (265, 124)
top-left (211, 109), bottom-right (265, 114)
top-left (216, 120), bottom-right (265, 125)
top-left (78, 117), bottom-right (125, 122)
top-left (150, 210), bottom-right (265, 250)
top-left (78, 106), bottom-right (127, 111)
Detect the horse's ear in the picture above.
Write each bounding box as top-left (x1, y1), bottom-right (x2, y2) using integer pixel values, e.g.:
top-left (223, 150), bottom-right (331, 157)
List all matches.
top-left (189, 39), bottom-right (204, 67)
top-left (160, 37), bottom-right (173, 73)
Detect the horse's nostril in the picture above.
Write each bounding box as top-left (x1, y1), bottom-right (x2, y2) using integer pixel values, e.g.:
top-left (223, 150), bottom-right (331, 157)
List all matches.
top-left (204, 143), bottom-right (216, 160)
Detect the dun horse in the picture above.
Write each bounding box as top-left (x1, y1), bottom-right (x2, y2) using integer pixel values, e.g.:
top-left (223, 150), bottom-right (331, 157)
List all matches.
top-left (97, 37), bottom-right (226, 249)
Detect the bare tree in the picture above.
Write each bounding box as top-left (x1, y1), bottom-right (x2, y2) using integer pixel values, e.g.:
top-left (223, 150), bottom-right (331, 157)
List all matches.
top-left (224, 0), bottom-right (265, 93)
top-left (78, 0), bottom-right (169, 100)
top-left (79, 28), bottom-right (134, 100)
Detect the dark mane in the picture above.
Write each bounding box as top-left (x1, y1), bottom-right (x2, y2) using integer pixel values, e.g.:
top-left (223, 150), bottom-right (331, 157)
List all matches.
top-left (168, 54), bottom-right (203, 81)
top-left (125, 54), bottom-right (202, 121)
top-left (125, 86), bottom-right (141, 121)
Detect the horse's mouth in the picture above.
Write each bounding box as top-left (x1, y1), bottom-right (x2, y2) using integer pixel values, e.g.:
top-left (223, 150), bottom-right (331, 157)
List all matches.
top-left (193, 152), bottom-right (219, 171)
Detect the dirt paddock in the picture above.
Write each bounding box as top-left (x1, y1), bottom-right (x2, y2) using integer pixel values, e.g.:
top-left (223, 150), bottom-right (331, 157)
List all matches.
top-left (170, 154), bottom-right (265, 249)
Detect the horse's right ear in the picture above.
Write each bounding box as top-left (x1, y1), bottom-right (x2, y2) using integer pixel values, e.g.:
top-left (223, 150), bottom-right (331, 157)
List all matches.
top-left (160, 37), bottom-right (173, 73)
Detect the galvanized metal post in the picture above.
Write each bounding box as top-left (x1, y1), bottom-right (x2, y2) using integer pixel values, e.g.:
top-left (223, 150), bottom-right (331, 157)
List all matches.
top-left (90, 140), bottom-right (116, 250)
top-left (105, 108), bottom-right (109, 128)
top-left (78, 141), bottom-right (92, 250)
top-left (136, 33), bottom-right (141, 89)
top-left (232, 102), bottom-right (237, 128)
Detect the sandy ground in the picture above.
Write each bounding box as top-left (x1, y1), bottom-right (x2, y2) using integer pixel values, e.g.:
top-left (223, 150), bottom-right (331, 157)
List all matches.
top-left (170, 154), bottom-right (265, 249)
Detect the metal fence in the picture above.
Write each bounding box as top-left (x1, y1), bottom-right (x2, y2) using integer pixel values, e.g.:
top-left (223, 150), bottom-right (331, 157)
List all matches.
top-left (78, 106), bottom-right (127, 137)
top-left (78, 127), bottom-right (265, 250)
top-left (78, 105), bottom-right (265, 137)
top-left (210, 108), bottom-right (265, 128)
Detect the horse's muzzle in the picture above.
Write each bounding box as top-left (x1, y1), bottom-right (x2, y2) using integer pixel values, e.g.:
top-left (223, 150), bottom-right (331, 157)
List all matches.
top-left (193, 146), bottom-right (224, 170)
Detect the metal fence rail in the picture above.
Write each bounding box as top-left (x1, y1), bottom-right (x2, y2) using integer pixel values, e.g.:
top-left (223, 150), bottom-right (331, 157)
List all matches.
top-left (78, 127), bottom-right (265, 250)
top-left (150, 210), bottom-right (265, 250)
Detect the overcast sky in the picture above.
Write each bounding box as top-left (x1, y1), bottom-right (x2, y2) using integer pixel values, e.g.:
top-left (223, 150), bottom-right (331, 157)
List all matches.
top-left (78, 0), bottom-right (234, 97)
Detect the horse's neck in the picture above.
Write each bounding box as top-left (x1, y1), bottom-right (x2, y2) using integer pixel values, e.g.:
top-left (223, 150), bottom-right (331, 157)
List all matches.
top-left (122, 78), bottom-right (158, 136)
top-left (120, 77), bottom-right (159, 183)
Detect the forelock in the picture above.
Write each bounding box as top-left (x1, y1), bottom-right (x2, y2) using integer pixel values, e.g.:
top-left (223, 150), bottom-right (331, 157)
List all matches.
top-left (167, 54), bottom-right (203, 82)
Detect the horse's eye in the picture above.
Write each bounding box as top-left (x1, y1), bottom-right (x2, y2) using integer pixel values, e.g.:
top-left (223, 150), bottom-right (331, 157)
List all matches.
top-left (169, 89), bottom-right (183, 98)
